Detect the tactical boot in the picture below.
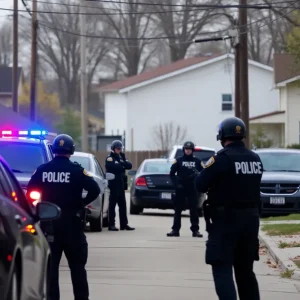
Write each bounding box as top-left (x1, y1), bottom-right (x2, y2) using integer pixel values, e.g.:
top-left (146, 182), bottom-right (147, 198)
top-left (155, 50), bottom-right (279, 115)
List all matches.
top-left (192, 231), bottom-right (203, 238)
top-left (108, 226), bottom-right (119, 231)
top-left (166, 230), bottom-right (180, 237)
top-left (120, 225), bottom-right (135, 231)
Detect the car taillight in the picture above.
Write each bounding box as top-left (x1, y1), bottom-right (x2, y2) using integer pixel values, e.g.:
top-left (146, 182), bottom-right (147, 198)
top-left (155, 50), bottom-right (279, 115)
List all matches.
top-left (135, 177), bottom-right (147, 186)
top-left (28, 191), bottom-right (41, 206)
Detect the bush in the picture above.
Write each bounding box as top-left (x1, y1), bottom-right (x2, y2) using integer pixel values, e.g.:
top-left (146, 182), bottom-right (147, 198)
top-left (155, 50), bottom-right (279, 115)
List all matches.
top-left (286, 144), bottom-right (300, 149)
top-left (250, 125), bottom-right (273, 149)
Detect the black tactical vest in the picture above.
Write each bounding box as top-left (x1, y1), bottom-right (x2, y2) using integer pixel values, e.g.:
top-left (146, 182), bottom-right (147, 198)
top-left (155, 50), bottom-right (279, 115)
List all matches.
top-left (208, 143), bottom-right (263, 208)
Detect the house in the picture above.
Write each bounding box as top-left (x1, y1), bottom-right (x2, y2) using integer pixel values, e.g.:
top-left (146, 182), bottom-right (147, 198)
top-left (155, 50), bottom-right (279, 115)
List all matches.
top-left (250, 53), bottom-right (300, 147)
top-left (100, 53), bottom-right (280, 151)
top-left (0, 66), bottom-right (24, 108)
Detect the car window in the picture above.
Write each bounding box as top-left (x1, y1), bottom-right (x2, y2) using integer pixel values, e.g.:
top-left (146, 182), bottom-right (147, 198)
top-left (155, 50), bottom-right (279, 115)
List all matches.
top-left (257, 152), bottom-right (300, 172)
top-left (175, 149), bottom-right (215, 163)
top-left (0, 142), bottom-right (46, 173)
top-left (143, 161), bottom-right (173, 173)
top-left (0, 161), bottom-right (32, 213)
top-left (47, 144), bottom-right (54, 159)
top-left (94, 158), bottom-right (104, 177)
top-left (70, 156), bottom-right (91, 171)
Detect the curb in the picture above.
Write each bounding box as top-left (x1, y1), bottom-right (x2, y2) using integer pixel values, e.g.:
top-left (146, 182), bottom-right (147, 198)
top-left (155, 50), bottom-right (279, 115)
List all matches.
top-left (259, 230), bottom-right (300, 280)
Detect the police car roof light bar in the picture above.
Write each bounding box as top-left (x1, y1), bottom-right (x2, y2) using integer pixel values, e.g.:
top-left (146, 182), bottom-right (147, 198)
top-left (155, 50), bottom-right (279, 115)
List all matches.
top-left (1, 130), bottom-right (48, 137)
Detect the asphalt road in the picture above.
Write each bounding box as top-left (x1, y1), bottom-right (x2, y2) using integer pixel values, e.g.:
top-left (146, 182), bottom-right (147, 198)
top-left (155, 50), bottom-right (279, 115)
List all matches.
top-left (59, 195), bottom-right (300, 300)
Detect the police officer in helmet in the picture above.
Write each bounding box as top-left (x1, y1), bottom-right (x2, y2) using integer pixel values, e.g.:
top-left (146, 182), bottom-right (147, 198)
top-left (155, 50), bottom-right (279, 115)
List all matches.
top-left (27, 134), bottom-right (100, 300)
top-left (194, 117), bottom-right (263, 300)
top-left (167, 141), bottom-right (203, 238)
top-left (105, 140), bottom-right (135, 231)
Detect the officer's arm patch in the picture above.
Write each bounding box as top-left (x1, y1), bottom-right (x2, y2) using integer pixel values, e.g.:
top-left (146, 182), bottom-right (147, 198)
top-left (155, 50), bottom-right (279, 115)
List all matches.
top-left (201, 161), bottom-right (205, 168)
top-left (172, 159), bottom-right (177, 164)
top-left (83, 169), bottom-right (92, 177)
top-left (107, 157), bottom-right (113, 162)
top-left (204, 156), bottom-right (215, 168)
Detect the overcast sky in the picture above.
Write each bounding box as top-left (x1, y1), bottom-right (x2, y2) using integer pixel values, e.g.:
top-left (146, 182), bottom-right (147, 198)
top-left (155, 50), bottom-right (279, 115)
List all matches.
top-left (0, 0), bottom-right (26, 23)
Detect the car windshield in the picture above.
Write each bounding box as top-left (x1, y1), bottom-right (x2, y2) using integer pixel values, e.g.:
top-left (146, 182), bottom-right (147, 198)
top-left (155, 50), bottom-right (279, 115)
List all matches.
top-left (257, 152), bottom-right (300, 172)
top-left (143, 161), bottom-right (173, 173)
top-left (0, 142), bottom-right (46, 173)
top-left (70, 156), bottom-right (91, 171)
top-left (175, 149), bottom-right (215, 163)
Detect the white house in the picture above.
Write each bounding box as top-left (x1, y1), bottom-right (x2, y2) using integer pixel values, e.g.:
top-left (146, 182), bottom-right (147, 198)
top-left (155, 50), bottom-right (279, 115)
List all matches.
top-left (100, 53), bottom-right (280, 151)
top-left (250, 53), bottom-right (300, 147)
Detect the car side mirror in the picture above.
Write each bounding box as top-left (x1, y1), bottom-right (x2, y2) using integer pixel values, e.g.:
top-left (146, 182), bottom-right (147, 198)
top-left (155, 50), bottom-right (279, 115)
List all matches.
top-left (106, 172), bottom-right (115, 180)
top-left (128, 170), bottom-right (137, 176)
top-left (36, 202), bottom-right (61, 221)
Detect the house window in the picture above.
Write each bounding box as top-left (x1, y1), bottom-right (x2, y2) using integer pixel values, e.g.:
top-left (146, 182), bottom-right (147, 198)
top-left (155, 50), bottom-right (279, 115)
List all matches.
top-left (222, 94), bottom-right (233, 111)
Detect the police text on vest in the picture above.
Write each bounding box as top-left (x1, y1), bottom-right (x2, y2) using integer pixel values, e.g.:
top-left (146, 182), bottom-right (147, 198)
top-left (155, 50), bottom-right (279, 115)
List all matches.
top-left (182, 161), bottom-right (195, 167)
top-left (235, 162), bottom-right (262, 174)
top-left (42, 172), bottom-right (71, 183)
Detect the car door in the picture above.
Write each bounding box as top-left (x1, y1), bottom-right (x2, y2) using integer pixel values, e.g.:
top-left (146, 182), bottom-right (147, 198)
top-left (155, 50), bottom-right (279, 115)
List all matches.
top-left (0, 161), bottom-right (45, 299)
top-left (94, 158), bottom-right (110, 214)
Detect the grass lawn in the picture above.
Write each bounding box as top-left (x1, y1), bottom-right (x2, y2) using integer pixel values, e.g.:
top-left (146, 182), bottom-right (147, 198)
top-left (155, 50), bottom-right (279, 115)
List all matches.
top-left (294, 260), bottom-right (300, 268)
top-left (262, 214), bottom-right (300, 221)
top-left (261, 223), bottom-right (300, 236)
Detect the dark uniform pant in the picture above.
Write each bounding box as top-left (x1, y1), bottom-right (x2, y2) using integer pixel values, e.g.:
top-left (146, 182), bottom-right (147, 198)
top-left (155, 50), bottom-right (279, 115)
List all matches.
top-left (48, 229), bottom-right (89, 300)
top-left (108, 187), bottom-right (128, 227)
top-left (172, 185), bottom-right (199, 232)
top-left (205, 207), bottom-right (260, 300)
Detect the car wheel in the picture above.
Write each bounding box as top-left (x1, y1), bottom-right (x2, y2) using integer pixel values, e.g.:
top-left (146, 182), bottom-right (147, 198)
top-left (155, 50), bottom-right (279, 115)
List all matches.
top-left (130, 199), bottom-right (143, 215)
top-left (90, 210), bottom-right (103, 232)
top-left (8, 265), bottom-right (20, 300)
top-left (103, 215), bottom-right (109, 227)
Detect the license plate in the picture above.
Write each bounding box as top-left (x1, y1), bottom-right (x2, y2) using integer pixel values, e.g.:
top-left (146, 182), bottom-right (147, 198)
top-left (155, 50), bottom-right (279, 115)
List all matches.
top-left (270, 197), bottom-right (285, 205)
top-left (161, 193), bottom-right (172, 199)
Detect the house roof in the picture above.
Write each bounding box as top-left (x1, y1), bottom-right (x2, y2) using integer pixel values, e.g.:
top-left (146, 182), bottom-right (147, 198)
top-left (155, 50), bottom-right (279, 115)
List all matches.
top-left (0, 104), bottom-right (44, 129)
top-left (0, 66), bottom-right (23, 94)
top-left (249, 110), bottom-right (285, 121)
top-left (273, 53), bottom-right (300, 85)
top-left (100, 53), bottom-right (273, 94)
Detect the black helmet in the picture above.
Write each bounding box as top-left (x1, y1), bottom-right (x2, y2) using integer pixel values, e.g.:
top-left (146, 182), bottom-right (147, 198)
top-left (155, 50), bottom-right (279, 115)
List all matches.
top-left (52, 134), bottom-right (75, 154)
top-left (182, 141), bottom-right (195, 151)
top-left (111, 140), bottom-right (123, 151)
top-left (217, 117), bottom-right (246, 141)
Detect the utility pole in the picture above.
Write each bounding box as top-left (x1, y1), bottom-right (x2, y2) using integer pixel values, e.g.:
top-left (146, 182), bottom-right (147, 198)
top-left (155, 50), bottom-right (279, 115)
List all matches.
top-left (239, 0), bottom-right (250, 148)
top-left (233, 19), bottom-right (241, 118)
top-left (30, 0), bottom-right (38, 121)
top-left (80, 0), bottom-right (88, 152)
top-left (12, 0), bottom-right (18, 112)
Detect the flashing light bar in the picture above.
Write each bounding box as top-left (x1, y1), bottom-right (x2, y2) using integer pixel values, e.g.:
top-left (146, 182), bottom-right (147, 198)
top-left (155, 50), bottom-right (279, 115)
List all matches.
top-left (1, 130), bottom-right (48, 136)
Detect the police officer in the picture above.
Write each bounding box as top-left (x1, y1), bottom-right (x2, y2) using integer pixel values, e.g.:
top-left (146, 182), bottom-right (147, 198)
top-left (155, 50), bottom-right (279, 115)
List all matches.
top-left (27, 134), bottom-right (100, 300)
top-left (105, 140), bottom-right (135, 231)
top-left (194, 117), bottom-right (263, 300)
top-left (167, 141), bottom-right (203, 237)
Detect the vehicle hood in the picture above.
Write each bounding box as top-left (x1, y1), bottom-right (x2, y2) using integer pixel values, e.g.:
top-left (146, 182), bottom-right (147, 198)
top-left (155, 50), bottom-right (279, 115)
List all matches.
top-left (262, 171), bottom-right (300, 183)
top-left (15, 173), bottom-right (33, 188)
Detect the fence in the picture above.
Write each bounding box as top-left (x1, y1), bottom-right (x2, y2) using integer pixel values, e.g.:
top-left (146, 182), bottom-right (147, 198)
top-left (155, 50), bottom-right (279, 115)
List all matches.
top-left (93, 150), bottom-right (168, 170)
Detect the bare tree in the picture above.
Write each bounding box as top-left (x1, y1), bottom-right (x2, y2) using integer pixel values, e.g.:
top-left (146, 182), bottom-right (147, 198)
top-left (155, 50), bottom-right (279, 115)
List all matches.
top-left (0, 20), bottom-right (12, 66)
top-left (151, 0), bottom-right (223, 62)
top-left (20, 0), bottom-right (109, 105)
top-left (99, 1), bottom-right (157, 77)
top-left (152, 121), bottom-right (187, 151)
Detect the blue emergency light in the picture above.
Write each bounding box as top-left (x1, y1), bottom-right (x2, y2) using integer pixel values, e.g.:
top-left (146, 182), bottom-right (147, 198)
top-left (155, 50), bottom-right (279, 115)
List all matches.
top-left (1, 130), bottom-right (48, 137)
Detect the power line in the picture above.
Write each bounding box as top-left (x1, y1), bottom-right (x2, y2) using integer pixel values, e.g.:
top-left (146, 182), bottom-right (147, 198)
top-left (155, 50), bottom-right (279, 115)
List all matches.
top-left (21, 0), bottom-right (32, 16)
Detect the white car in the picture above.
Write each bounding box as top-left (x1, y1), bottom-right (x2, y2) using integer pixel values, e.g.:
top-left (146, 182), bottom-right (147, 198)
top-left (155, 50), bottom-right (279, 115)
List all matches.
top-left (168, 145), bottom-right (216, 165)
top-left (70, 151), bottom-right (114, 232)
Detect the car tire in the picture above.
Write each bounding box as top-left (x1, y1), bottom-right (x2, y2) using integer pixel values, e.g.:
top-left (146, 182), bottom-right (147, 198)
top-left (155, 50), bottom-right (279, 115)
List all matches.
top-left (8, 265), bottom-right (20, 300)
top-left (130, 199), bottom-right (143, 215)
top-left (90, 209), bottom-right (103, 232)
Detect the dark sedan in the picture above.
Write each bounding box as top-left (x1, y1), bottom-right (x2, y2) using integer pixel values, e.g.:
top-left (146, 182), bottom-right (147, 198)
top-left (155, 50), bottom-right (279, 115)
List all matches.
top-left (0, 155), bottom-right (61, 300)
top-left (255, 148), bottom-right (300, 215)
top-left (128, 159), bottom-right (204, 215)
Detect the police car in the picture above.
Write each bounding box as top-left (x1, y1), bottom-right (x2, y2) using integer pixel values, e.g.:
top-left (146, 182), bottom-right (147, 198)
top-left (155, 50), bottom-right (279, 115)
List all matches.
top-left (0, 129), bottom-right (54, 205)
top-left (168, 145), bottom-right (216, 165)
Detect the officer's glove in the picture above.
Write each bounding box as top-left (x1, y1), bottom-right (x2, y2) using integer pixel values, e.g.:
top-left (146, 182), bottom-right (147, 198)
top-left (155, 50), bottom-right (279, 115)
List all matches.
top-left (120, 152), bottom-right (126, 160)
